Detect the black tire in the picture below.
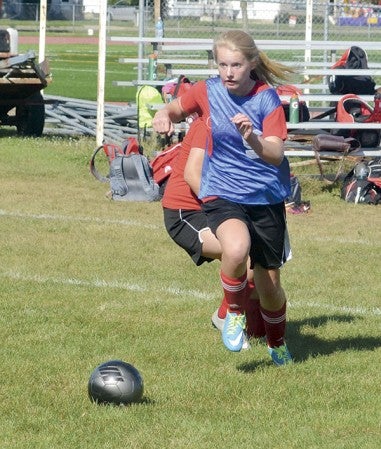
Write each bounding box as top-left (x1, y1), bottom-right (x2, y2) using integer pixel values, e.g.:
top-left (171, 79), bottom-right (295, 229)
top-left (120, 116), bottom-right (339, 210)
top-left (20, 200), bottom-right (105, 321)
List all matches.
top-left (16, 93), bottom-right (45, 137)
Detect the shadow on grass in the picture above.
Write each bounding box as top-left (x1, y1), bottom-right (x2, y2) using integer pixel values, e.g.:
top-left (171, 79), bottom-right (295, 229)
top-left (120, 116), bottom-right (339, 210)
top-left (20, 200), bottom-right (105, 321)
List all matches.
top-left (238, 359), bottom-right (273, 372)
top-left (237, 314), bottom-right (381, 372)
top-left (90, 396), bottom-right (155, 407)
top-left (287, 314), bottom-right (381, 362)
top-left (0, 127), bottom-right (87, 141)
top-left (0, 128), bottom-right (18, 138)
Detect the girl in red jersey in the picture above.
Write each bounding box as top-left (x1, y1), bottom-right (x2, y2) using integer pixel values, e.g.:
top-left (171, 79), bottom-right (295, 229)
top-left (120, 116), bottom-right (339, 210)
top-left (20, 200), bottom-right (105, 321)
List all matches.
top-left (154, 31), bottom-right (294, 365)
top-left (162, 118), bottom-right (266, 342)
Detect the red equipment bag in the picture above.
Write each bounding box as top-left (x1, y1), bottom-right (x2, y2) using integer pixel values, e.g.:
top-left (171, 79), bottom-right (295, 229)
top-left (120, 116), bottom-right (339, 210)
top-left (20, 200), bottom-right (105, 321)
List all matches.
top-left (333, 94), bottom-right (381, 147)
top-left (329, 46), bottom-right (376, 95)
top-left (150, 142), bottom-right (181, 186)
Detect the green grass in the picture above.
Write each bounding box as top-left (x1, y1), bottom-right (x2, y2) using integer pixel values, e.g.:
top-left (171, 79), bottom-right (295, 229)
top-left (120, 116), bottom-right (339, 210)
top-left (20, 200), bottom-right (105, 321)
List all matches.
top-left (17, 40), bottom-right (138, 103)
top-left (1, 22), bottom-right (381, 448)
top-left (0, 133), bottom-right (380, 448)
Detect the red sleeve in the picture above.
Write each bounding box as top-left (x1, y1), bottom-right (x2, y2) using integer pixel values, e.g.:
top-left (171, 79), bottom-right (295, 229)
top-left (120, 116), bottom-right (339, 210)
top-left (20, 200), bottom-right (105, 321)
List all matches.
top-left (254, 83), bottom-right (287, 140)
top-left (178, 81), bottom-right (210, 118)
top-left (262, 105), bottom-right (288, 141)
top-left (162, 119), bottom-right (209, 210)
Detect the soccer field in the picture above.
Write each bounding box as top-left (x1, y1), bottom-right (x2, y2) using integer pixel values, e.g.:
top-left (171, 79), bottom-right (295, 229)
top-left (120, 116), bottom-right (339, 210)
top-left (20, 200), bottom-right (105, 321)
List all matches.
top-left (0, 135), bottom-right (380, 448)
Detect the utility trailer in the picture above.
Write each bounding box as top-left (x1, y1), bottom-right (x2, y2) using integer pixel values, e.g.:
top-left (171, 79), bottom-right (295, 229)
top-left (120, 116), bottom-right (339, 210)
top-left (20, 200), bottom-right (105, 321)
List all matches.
top-left (0, 28), bottom-right (51, 136)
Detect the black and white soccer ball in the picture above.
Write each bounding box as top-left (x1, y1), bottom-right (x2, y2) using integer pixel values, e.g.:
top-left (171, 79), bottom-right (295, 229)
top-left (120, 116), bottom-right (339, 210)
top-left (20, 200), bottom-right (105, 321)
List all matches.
top-left (88, 360), bottom-right (144, 405)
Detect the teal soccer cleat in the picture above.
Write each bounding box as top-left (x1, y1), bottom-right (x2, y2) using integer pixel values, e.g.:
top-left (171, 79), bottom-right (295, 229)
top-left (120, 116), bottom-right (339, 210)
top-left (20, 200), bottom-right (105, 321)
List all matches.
top-left (222, 311), bottom-right (246, 352)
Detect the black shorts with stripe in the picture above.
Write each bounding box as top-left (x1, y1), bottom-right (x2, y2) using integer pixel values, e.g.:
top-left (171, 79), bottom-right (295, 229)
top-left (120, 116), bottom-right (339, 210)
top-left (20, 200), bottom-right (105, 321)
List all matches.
top-left (163, 208), bottom-right (215, 266)
top-left (201, 198), bottom-right (291, 269)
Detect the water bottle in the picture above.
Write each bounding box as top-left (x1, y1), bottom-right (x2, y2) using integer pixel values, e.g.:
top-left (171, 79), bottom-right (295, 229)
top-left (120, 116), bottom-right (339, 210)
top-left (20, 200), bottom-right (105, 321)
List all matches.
top-left (155, 17), bottom-right (164, 39)
top-left (354, 162), bottom-right (369, 180)
top-left (372, 91), bottom-right (381, 122)
top-left (354, 162), bottom-right (369, 204)
top-left (289, 93), bottom-right (300, 124)
top-left (148, 53), bottom-right (157, 80)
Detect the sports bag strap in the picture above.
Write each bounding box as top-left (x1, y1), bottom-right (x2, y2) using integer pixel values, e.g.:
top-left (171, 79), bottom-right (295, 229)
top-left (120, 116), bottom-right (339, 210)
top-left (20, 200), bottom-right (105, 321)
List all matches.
top-left (90, 143), bottom-right (125, 183)
top-left (310, 107), bottom-right (336, 121)
top-left (173, 75), bottom-right (185, 98)
top-left (312, 134), bottom-right (353, 184)
top-left (314, 149), bottom-right (350, 184)
top-left (90, 145), bottom-right (109, 183)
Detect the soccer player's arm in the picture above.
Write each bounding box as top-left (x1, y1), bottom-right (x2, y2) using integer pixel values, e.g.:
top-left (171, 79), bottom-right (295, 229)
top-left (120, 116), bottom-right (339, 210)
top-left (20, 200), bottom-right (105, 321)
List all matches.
top-left (152, 81), bottom-right (205, 136)
top-left (232, 105), bottom-right (287, 166)
top-left (183, 118), bottom-right (209, 195)
top-left (152, 99), bottom-right (184, 136)
top-left (184, 146), bottom-right (205, 196)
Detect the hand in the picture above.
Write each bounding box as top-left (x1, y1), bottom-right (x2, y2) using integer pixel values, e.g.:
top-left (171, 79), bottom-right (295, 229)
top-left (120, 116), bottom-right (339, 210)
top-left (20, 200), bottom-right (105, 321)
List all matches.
top-left (231, 113), bottom-right (254, 140)
top-left (152, 110), bottom-right (175, 136)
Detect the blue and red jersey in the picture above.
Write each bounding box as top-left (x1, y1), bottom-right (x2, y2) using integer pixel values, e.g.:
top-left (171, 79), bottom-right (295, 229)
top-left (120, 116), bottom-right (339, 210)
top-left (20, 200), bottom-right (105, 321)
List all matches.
top-left (179, 77), bottom-right (291, 205)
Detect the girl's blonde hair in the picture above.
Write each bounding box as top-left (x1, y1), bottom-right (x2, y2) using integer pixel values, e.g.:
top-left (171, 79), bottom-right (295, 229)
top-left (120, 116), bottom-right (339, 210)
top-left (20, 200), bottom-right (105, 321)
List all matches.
top-left (213, 30), bottom-right (294, 85)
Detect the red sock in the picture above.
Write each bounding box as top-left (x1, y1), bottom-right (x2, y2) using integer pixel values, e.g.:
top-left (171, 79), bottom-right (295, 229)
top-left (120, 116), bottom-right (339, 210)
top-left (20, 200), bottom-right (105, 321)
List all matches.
top-left (261, 302), bottom-right (287, 348)
top-left (220, 271), bottom-right (247, 314)
top-left (245, 298), bottom-right (266, 338)
top-left (217, 296), bottom-right (228, 319)
top-left (244, 280), bottom-right (266, 338)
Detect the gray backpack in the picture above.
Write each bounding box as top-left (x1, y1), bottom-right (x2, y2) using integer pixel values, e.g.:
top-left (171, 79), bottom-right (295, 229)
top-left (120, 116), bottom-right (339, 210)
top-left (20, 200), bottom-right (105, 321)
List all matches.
top-left (90, 141), bottom-right (160, 202)
top-left (109, 153), bottom-right (160, 202)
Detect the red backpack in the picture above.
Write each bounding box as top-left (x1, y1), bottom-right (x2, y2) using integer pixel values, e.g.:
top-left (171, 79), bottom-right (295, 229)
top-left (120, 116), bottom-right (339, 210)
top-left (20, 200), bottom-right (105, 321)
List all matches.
top-left (341, 158), bottom-right (381, 204)
top-left (334, 94), bottom-right (381, 147)
top-left (150, 142), bottom-right (181, 186)
top-left (335, 94), bottom-right (373, 123)
top-left (329, 46), bottom-right (376, 95)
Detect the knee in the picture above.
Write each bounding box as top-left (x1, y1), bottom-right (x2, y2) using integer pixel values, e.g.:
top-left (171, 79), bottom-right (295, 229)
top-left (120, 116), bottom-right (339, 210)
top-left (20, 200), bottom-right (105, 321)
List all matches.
top-left (222, 240), bottom-right (249, 266)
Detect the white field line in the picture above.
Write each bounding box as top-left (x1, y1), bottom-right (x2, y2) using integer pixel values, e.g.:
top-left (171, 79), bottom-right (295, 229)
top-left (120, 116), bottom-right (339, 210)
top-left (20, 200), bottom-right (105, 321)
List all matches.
top-left (0, 209), bottom-right (161, 230)
top-left (1, 270), bottom-right (380, 317)
top-left (1, 270), bottom-right (212, 301)
top-left (287, 300), bottom-right (381, 317)
top-left (1, 209), bottom-right (379, 246)
top-left (1, 209), bottom-right (381, 316)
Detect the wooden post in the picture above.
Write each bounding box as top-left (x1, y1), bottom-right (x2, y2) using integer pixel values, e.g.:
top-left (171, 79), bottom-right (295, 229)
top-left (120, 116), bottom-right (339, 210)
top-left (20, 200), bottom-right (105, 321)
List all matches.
top-left (96, 0), bottom-right (107, 147)
top-left (240, 1), bottom-right (248, 31)
top-left (39, 0), bottom-right (47, 64)
top-left (154, 0), bottom-right (160, 21)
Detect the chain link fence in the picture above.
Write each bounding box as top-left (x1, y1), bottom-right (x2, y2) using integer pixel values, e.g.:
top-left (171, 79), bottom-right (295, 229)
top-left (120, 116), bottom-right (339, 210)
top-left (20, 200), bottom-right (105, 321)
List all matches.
top-left (2, 1), bottom-right (381, 64)
top-left (2, 1), bottom-right (380, 130)
top-left (3, 2), bottom-right (381, 42)
top-left (0, 0), bottom-right (381, 42)
top-left (2, 2), bottom-right (380, 37)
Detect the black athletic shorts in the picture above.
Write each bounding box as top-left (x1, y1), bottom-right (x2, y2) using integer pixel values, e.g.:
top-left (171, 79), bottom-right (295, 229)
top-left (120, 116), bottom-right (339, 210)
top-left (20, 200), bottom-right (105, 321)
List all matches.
top-left (163, 208), bottom-right (214, 266)
top-left (201, 198), bottom-right (291, 269)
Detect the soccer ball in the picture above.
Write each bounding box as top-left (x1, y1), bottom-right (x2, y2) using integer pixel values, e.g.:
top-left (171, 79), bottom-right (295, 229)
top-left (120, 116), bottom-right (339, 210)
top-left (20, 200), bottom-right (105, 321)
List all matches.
top-left (88, 360), bottom-right (144, 405)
